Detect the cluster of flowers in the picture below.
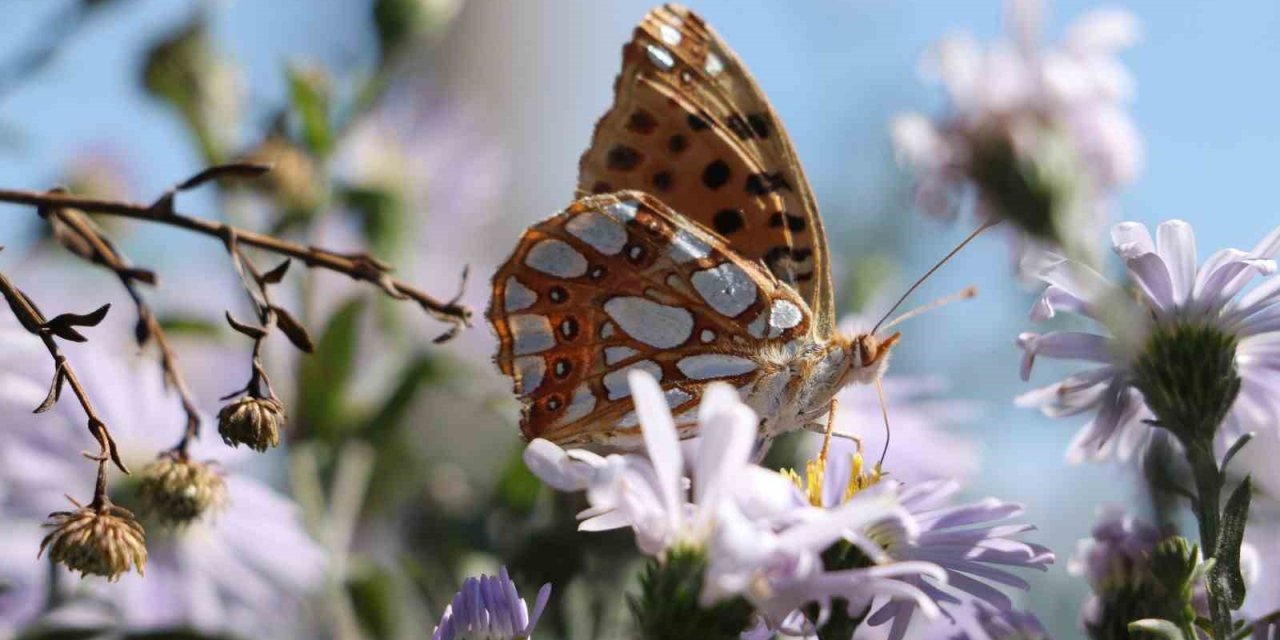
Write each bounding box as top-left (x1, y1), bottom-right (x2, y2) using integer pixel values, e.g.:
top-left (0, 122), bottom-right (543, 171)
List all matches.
top-left (450, 371), bottom-right (1054, 639)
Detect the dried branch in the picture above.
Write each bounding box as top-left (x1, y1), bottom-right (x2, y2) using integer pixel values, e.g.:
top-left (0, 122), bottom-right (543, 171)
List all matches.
top-left (0, 264), bottom-right (127, 508)
top-left (0, 166), bottom-right (472, 341)
top-left (43, 205), bottom-right (203, 454)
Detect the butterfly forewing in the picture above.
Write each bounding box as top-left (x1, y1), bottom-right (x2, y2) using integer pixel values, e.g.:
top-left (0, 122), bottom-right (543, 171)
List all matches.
top-left (489, 191), bottom-right (812, 446)
top-left (578, 3), bottom-right (837, 338)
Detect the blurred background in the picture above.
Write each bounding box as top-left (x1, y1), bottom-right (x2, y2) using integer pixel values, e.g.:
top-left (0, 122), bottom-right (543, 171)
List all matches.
top-left (0, 1), bottom-right (1278, 638)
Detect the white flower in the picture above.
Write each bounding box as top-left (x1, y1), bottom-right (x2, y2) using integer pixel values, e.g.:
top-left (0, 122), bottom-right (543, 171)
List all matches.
top-left (524, 370), bottom-right (763, 555)
top-left (1017, 219), bottom-right (1280, 462)
top-left (704, 486), bottom-right (945, 630)
top-left (523, 371), bottom-right (951, 624)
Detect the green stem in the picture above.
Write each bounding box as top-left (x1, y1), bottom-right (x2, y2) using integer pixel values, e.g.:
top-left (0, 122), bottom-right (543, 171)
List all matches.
top-left (1186, 442), bottom-right (1232, 640)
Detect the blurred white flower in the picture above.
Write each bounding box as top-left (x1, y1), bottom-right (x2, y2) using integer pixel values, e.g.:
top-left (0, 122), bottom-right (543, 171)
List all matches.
top-left (822, 375), bottom-right (980, 485)
top-left (431, 566), bottom-right (551, 640)
top-left (893, 0), bottom-right (1141, 267)
top-left (0, 328), bottom-right (326, 637)
top-left (1017, 220), bottom-right (1280, 462)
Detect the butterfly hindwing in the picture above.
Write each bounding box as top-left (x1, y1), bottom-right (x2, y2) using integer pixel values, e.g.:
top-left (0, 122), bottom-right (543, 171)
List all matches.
top-left (488, 191), bottom-right (812, 446)
top-left (578, 3), bottom-right (837, 338)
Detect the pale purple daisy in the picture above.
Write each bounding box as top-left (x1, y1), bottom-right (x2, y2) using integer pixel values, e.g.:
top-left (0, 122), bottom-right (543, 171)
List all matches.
top-left (1067, 507), bottom-right (1160, 596)
top-left (948, 601), bottom-right (1052, 639)
top-left (892, 0), bottom-right (1141, 265)
top-left (862, 480), bottom-right (1054, 640)
top-left (431, 566), bottom-right (551, 640)
top-left (0, 326), bottom-right (326, 637)
top-left (1017, 220), bottom-right (1280, 461)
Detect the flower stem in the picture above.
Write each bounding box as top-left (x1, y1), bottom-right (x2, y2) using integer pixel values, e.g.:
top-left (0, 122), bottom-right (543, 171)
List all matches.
top-left (1186, 442), bottom-right (1232, 640)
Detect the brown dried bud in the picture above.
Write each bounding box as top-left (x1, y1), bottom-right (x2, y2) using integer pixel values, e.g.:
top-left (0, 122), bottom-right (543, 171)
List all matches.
top-left (40, 501), bottom-right (147, 581)
top-left (138, 456), bottom-right (227, 526)
top-left (218, 396), bottom-right (285, 452)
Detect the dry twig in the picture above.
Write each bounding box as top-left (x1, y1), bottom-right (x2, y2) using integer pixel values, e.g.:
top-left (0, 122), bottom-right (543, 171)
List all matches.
top-left (0, 262), bottom-right (126, 507)
top-left (0, 162), bottom-right (472, 342)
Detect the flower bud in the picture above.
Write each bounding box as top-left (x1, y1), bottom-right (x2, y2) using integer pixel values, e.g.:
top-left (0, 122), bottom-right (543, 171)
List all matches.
top-left (40, 501), bottom-right (147, 581)
top-left (968, 124), bottom-right (1084, 249)
top-left (218, 396), bottom-right (285, 452)
top-left (138, 456), bottom-right (227, 526)
top-left (1132, 322), bottom-right (1241, 446)
top-left (632, 546), bottom-right (755, 640)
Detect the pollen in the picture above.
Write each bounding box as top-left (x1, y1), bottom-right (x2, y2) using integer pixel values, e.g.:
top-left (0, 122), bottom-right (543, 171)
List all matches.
top-left (784, 452), bottom-right (882, 508)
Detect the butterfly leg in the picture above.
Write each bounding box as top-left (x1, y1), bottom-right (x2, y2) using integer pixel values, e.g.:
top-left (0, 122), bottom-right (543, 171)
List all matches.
top-left (800, 401), bottom-right (863, 463)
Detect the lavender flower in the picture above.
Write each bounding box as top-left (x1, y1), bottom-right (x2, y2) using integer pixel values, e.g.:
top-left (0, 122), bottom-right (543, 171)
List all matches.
top-left (431, 566), bottom-right (551, 640)
top-left (1017, 220), bottom-right (1280, 461)
top-left (0, 328), bottom-right (326, 637)
top-left (893, 0), bottom-right (1141, 264)
top-left (862, 480), bottom-right (1054, 640)
top-left (949, 601), bottom-right (1053, 639)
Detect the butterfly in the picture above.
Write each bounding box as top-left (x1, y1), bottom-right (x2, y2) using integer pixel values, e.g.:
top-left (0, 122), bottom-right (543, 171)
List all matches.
top-left (488, 4), bottom-right (901, 451)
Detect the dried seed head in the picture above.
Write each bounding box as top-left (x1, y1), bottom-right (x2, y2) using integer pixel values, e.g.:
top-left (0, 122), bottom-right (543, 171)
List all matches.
top-left (138, 456), bottom-right (227, 526)
top-left (218, 396), bottom-right (285, 452)
top-left (40, 501), bottom-right (147, 581)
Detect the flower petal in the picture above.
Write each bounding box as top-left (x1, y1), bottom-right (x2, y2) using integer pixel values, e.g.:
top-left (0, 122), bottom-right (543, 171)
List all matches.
top-left (629, 369), bottom-right (684, 534)
top-left (1156, 220), bottom-right (1197, 306)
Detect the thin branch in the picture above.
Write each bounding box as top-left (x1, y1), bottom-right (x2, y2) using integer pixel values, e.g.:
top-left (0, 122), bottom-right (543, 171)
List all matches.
top-left (0, 266), bottom-right (127, 508)
top-left (43, 206), bottom-right (202, 454)
top-left (0, 176), bottom-right (472, 341)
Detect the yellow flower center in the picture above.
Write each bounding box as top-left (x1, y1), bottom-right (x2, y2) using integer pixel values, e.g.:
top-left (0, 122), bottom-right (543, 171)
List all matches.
top-left (784, 452), bottom-right (882, 508)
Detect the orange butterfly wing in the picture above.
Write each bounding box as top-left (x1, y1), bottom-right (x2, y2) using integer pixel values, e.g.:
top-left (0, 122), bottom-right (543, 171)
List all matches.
top-left (578, 4), bottom-right (836, 338)
top-left (488, 192), bottom-right (811, 446)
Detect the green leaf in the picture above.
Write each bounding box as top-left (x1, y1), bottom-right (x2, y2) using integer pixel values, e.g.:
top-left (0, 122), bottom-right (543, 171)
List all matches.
top-left (287, 65), bottom-right (333, 157)
top-left (298, 297), bottom-right (363, 441)
top-left (360, 354), bottom-right (444, 514)
top-left (1128, 618), bottom-right (1190, 639)
top-left (366, 354), bottom-right (444, 439)
top-left (347, 566), bottom-right (398, 640)
top-left (341, 185), bottom-right (407, 259)
top-left (496, 446), bottom-right (542, 515)
top-left (157, 314), bottom-right (221, 337)
top-left (1217, 476), bottom-right (1253, 609)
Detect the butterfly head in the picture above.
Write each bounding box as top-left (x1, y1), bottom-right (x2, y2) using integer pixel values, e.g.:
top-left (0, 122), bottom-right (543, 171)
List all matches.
top-left (838, 330), bottom-right (901, 387)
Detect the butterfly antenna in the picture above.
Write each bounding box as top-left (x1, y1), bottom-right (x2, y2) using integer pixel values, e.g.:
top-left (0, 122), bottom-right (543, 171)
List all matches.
top-left (872, 220), bottom-right (996, 335)
top-left (878, 285), bottom-right (978, 332)
top-left (875, 378), bottom-right (891, 471)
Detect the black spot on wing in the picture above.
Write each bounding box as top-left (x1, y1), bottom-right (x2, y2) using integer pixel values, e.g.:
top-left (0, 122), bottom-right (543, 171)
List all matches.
top-left (702, 159), bottom-right (731, 190)
top-left (712, 209), bottom-right (745, 235)
top-left (607, 146), bottom-right (644, 171)
top-left (747, 113), bottom-right (772, 138)
top-left (627, 110), bottom-right (659, 135)
top-left (652, 170), bottom-right (674, 192)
